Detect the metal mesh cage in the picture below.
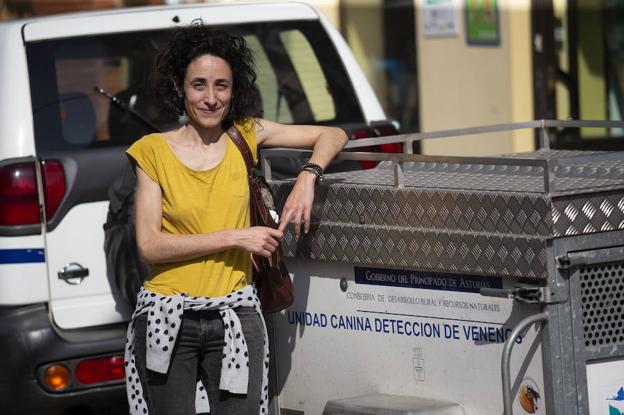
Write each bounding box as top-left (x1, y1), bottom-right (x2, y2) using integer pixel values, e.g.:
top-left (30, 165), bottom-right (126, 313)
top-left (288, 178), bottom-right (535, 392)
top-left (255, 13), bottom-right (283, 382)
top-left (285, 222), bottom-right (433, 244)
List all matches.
top-left (580, 262), bottom-right (624, 349)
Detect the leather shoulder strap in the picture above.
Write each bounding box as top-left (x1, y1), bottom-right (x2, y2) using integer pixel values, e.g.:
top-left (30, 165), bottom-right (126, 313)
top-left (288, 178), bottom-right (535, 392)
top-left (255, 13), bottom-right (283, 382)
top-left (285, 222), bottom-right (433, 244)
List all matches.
top-left (227, 124), bottom-right (255, 174)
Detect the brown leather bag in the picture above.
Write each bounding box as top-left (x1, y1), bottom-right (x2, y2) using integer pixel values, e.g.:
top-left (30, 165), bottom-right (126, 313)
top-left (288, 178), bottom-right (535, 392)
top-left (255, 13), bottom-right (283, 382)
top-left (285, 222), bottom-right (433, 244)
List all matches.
top-left (227, 124), bottom-right (294, 313)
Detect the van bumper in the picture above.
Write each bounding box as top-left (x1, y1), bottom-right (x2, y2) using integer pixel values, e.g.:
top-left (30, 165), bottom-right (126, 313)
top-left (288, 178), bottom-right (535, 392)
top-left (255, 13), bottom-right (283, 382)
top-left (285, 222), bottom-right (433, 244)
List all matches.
top-left (0, 303), bottom-right (128, 415)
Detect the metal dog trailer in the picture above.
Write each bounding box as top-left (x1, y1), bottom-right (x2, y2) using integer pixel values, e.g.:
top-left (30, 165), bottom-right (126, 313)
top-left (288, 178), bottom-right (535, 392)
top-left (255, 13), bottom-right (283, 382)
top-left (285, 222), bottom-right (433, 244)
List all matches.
top-left (263, 120), bottom-right (624, 415)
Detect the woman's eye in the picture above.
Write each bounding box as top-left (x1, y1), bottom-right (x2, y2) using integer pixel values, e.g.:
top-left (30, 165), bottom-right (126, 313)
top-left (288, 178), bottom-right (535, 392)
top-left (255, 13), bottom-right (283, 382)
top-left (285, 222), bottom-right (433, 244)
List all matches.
top-left (192, 83), bottom-right (205, 90)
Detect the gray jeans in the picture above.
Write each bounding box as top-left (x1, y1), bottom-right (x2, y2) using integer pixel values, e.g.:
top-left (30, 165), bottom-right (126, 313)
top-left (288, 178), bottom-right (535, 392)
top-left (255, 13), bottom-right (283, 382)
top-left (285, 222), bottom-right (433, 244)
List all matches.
top-left (134, 307), bottom-right (265, 415)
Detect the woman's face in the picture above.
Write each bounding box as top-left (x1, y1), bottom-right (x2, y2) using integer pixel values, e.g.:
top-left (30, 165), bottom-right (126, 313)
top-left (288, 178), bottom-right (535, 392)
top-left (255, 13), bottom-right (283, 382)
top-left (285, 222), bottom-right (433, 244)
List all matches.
top-left (182, 54), bottom-right (233, 130)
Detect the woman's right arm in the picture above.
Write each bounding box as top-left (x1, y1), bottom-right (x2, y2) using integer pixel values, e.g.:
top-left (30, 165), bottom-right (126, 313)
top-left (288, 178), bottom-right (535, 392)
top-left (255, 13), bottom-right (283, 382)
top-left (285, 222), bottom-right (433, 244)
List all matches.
top-left (134, 166), bottom-right (283, 264)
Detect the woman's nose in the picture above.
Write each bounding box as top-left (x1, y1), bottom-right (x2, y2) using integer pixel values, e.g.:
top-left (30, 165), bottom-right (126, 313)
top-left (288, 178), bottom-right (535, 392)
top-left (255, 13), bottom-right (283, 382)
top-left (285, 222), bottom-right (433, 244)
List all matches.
top-left (203, 87), bottom-right (217, 106)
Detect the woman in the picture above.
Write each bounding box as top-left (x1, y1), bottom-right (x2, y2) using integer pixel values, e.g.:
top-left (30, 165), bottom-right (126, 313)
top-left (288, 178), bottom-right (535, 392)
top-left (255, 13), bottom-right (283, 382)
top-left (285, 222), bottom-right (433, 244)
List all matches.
top-left (123, 26), bottom-right (347, 415)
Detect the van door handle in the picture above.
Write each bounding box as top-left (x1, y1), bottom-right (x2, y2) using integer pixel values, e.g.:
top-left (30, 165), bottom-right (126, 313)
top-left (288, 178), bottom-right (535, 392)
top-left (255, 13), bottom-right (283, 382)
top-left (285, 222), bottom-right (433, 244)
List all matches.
top-left (58, 263), bottom-right (89, 285)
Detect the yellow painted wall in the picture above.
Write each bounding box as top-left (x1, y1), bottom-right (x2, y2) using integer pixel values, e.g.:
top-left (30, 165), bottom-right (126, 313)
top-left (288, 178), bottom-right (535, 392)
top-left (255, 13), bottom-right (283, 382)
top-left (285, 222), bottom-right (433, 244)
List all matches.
top-left (577, 0), bottom-right (606, 137)
top-left (340, 0), bottom-right (387, 109)
top-left (417, 0), bottom-right (534, 156)
top-left (508, 1), bottom-right (534, 152)
top-left (307, 0), bottom-right (340, 27)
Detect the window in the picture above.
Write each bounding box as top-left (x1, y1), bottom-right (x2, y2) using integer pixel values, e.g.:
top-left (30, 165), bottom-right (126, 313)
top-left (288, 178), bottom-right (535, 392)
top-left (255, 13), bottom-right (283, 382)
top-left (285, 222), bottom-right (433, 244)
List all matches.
top-left (280, 30), bottom-right (335, 121)
top-left (27, 21), bottom-right (364, 153)
top-left (244, 35), bottom-right (293, 124)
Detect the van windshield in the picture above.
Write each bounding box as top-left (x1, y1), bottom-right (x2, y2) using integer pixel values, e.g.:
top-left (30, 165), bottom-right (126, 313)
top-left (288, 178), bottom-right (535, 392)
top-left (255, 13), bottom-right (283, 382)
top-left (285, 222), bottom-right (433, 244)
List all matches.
top-left (26, 21), bottom-right (364, 152)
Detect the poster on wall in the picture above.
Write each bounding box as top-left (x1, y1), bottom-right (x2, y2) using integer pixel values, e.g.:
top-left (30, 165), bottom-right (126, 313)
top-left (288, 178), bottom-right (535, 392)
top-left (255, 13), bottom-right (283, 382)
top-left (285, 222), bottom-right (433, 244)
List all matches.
top-left (586, 359), bottom-right (624, 414)
top-left (465, 0), bottom-right (500, 46)
top-left (421, 0), bottom-right (458, 38)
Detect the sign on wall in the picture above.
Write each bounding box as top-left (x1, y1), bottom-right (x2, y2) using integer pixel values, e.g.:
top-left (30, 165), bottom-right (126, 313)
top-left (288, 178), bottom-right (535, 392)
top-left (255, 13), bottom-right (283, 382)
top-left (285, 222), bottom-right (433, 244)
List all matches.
top-left (421, 0), bottom-right (458, 38)
top-left (465, 0), bottom-right (500, 46)
top-left (587, 359), bottom-right (624, 415)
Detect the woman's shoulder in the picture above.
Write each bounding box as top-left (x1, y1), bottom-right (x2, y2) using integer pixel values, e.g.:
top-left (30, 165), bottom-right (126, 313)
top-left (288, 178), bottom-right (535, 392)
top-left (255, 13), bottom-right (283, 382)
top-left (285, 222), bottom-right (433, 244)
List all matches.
top-left (129, 132), bottom-right (164, 150)
top-left (125, 133), bottom-right (165, 182)
top-left (233, 118), bottom-right (258, 163)
top-left (234, 118), bottom-right (256, 135)
top-left (126, 133), bottom-right (165, 164)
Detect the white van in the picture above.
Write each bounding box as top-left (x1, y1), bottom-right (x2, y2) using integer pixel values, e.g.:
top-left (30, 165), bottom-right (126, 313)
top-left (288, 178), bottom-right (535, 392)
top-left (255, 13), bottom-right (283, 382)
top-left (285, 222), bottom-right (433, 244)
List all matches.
top-left (0, 2), bottom-right (397, 413)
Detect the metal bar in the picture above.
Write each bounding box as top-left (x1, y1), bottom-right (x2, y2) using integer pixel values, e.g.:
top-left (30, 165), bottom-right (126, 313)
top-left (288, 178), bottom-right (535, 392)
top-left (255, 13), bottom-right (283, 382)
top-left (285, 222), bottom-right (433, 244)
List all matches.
top-left (261, 149), bottom-right (553, 192)
top-left (557, 246), bottom-right (624, 269)
top-left (404, 139), bottom-right (414, 154)
top-left (394, 161), bottom-right (404, 187)
top-left (345, 134), bottom-right (413, 149)
top-left (263, 149), bottom-right (552, 191)
top-left (262, 148), bottom-right (551, 169)
top-left (343, 119), bottom-right (624, 150)
top-left (539, 121), bottom-right (551, 150)
top-left (553, 149), bottom-right (624, 166)
top-left (344, 121), bottom-right (544, 149)
top-left (502, 312), bottom-right (549, 415)
top-left (258, 120), bottom-right (624, 195)
top-left (541, 119), bottom-right (624, 129)
top-left (261, 154), bottom-right (272, 181)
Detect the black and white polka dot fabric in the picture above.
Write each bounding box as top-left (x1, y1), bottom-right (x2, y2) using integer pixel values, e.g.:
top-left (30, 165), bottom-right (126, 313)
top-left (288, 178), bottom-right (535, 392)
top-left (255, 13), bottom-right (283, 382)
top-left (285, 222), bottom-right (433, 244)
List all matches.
top-left (124, 284), bottom-right (269, 414)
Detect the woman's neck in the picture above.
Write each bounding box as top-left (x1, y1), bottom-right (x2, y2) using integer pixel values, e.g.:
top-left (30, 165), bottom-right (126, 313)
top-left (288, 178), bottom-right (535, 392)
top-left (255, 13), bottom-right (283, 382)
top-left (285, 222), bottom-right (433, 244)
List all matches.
top-left (179, 121), bottom-right (224, 146)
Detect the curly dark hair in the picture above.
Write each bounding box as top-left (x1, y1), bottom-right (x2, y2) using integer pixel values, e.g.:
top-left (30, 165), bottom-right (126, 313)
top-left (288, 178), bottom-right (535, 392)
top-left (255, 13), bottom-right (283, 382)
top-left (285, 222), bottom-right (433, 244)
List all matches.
top-left (153, 25), bottom-right (262, 125)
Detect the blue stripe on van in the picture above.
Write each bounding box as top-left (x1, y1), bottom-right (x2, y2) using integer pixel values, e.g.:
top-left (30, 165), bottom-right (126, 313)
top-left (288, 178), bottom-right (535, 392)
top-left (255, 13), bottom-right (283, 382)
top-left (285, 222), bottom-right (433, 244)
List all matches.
top-left (0, 249), bottom-right (45, 264)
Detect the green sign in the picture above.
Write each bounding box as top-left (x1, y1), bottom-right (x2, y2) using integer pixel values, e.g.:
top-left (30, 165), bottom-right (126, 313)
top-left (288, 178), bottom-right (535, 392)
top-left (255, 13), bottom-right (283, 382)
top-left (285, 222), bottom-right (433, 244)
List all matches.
top-left (465, 0), bottom-right (500, 46)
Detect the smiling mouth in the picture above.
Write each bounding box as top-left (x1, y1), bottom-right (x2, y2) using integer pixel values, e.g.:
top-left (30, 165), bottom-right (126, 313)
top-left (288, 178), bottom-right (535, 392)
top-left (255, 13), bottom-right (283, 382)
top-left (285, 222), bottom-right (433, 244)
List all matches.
top-left (198, 108), bottom-right (221, 115)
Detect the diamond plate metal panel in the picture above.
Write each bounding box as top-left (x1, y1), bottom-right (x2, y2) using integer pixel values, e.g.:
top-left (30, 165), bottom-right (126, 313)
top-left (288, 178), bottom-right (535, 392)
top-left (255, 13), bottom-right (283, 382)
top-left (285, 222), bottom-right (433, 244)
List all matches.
top-left (552, 191), bottom-right (624, 236)
top-left (269, 149), bottom-right (624, 280)
top-left (273, 182), bottom-right (549, 279)
top-left (327, 161), bottom-right (546, 193)
top-left (280, 223), bottom-right (547, 279)
top-left (274, 185), bottom-right (552, 236)
top-left (323, 156), bottom-right (624, 194)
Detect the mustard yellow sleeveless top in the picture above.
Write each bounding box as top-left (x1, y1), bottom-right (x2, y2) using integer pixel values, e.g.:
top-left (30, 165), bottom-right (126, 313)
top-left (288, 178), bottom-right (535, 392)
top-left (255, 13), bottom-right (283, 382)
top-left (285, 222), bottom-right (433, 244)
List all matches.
top-left (125, 120), bottom-right (257, 298)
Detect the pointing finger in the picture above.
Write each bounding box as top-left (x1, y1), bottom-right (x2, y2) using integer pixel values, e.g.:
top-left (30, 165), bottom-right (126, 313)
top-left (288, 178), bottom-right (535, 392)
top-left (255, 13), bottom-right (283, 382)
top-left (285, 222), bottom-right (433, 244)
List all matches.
top-left (278, 210), bottom-right (292, 233)
top-left (303, 206), bottom-right (311, 234)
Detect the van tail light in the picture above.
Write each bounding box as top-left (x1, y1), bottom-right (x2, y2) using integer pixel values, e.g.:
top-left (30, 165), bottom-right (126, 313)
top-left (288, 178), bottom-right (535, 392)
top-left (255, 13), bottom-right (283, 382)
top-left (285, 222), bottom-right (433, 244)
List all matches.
top-left (351, 122), bottom-right (401, 169)
top-left (42, 161), bottom-right (66, 220)
top-left (351, 128), bottom-right (378, 169)
top-left (0, 162), bottom-right (40, 225)
top-left (373, 124), bottom-right (403, 154)
top-left (379, 143), bottom-right (403, 153)
top-left (0, 160), bottom-right (66, 226)
top-left (75, 355), bottom-right (125, 385)
top-left (40, 354), bottom-right (125, 392)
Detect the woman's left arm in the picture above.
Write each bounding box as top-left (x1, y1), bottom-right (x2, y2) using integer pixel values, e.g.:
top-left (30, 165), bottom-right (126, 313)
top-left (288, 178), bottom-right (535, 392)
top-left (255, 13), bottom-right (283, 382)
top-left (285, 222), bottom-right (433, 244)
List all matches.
top-left (255, 118), bottom-right (348, 238)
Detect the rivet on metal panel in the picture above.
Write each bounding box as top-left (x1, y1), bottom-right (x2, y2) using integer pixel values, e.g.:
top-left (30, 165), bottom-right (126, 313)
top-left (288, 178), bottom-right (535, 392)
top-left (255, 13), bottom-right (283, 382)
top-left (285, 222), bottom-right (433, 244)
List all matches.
top-left (339, 278), bottom-right (348, 292)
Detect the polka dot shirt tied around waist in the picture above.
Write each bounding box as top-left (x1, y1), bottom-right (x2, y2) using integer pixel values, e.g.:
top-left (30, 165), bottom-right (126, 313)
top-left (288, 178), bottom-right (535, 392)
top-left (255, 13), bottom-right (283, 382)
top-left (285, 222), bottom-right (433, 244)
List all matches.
top-left (124, 284), bottom-right (269, 414)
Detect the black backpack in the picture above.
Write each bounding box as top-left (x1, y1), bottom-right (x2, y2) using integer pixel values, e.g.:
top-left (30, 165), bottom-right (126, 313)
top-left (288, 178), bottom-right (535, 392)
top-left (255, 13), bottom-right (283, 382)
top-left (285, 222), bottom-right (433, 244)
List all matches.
top-left (103, 165), bottom-right (149, 309)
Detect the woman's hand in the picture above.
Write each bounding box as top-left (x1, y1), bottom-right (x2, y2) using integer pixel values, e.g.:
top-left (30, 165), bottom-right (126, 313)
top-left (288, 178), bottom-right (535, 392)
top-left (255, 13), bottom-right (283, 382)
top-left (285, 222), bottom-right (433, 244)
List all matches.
top-left (233, 227), bottom-right (284, 258)
top-left (278, 170), bottom-right (317, 239)
top-left (254, 118), bottom-right (348, 239)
